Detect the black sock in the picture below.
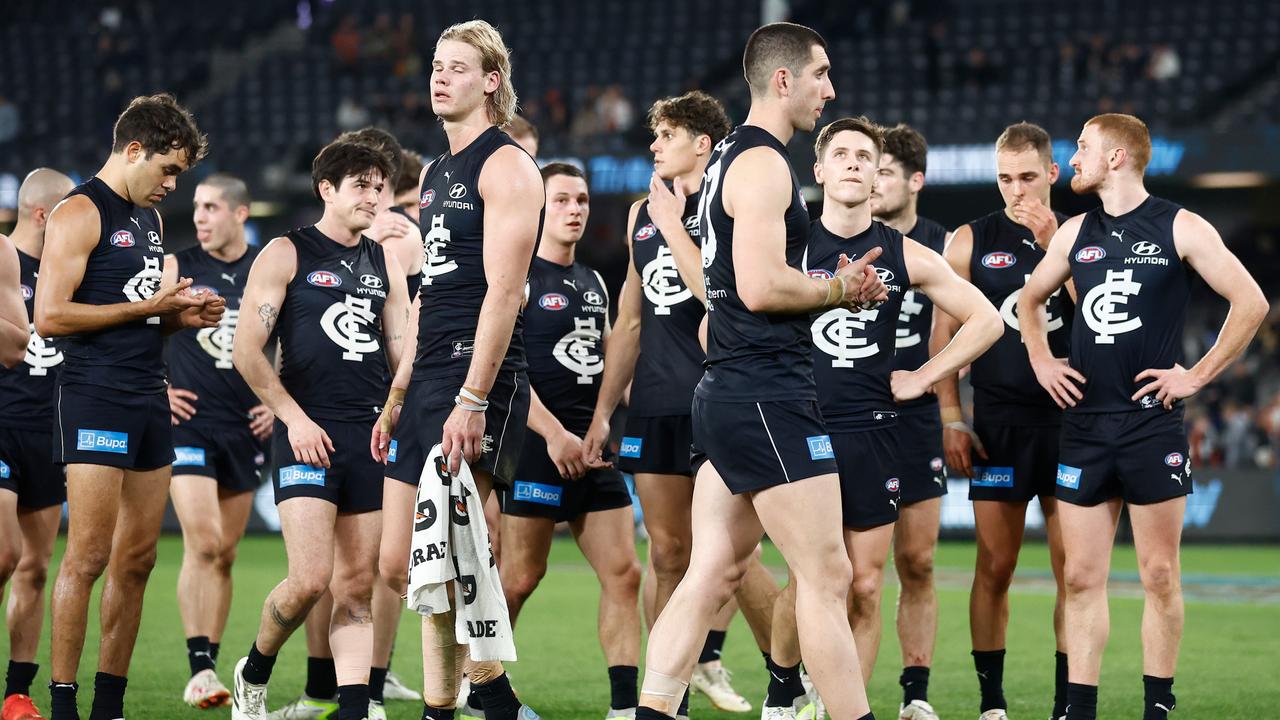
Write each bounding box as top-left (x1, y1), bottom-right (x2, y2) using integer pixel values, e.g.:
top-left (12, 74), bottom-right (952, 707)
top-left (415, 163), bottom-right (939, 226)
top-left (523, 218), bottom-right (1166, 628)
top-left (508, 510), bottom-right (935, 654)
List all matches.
top-left (1065, 682), bottom-right (1098, 720)
top-left (87, 672), bottom-right (126, 720)
top-left (1143, 675), bottom-right (1175, 720)
top-left (423, 704), bottom-right (456, 720)
top-left (677, 688), bottom-right (689, 717)
top-left (337, 683), bottom-right (370, 720)
top-left (474, 673), bottom-right (521, 720)
top-left (305, 656), bottom-right (338, 700)
top-left (5, 660), bottom-right (38, 697)
top-left (48, 681), bottom-right (79, 720)
top-left (972, 649), bottom-right (1007, 712)
top-left (370, 666), bottom-right (388, 704)
top-left (187, 635), bottom-right (215, 676)
top-left (856, 714), bottom-right (876, 720)
top-left (636, 708), bottom-right (667, 720)
top-left (764, 657), bottom-right (806, 707)
top-left (900, 665), bottom-right (930, 705)
top-left (607, 665), bottom-right (638, 710)
top-left (698, 630), bottom-right (727, 664)
top-left (467, 686), bottom-right (483, 709)
top-left (209, 641), bottom-right (221, 666)
top-left (1052, 652), bottom-right (1069, 718)
top-left (242, 643), bottom-right (278, 686)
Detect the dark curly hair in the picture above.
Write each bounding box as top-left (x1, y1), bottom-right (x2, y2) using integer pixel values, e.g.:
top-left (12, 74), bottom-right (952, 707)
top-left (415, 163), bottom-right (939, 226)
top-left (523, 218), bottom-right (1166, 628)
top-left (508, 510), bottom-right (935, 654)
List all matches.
top-left (111, 93), bottom-right (208, 165)
top-left (311, 140), bottom-right (395, 200)
top-left (648, 91), bottom-right (732, 145)
top-left (882, 124), bottom-right (929, 177)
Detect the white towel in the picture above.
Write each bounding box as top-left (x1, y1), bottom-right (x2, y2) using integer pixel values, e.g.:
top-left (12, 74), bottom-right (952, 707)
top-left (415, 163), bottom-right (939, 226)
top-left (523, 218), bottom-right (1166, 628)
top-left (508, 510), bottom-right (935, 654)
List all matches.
top-left (406, 444), bottom-right (516, 662)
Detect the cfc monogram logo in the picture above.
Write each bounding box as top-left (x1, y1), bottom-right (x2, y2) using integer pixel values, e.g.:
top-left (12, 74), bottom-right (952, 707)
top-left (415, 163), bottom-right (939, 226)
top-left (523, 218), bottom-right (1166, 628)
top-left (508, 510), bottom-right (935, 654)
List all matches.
top-left (197, 308), bottom-right (238, 369)
top-left (553, 317), bottom-right (603, 384)
top-left (811, 307), bottom-right (880, 368)
top-left (124, 256), bottom-right (162, 325)
top-left (321, 295), bottom-right (380, 361)
top-left (24, 323), bottom-right (62, 376)
top-left (895, 290), bottom-right (924, 349)
top-left (1000, 275), bottom-right (1064, 339)
top-left (421, 215), bottom-right (459, 285)
top-left (642, 245), bottom-right (692, 315)
top-left (1082, 269), bottom-right (1143, 344)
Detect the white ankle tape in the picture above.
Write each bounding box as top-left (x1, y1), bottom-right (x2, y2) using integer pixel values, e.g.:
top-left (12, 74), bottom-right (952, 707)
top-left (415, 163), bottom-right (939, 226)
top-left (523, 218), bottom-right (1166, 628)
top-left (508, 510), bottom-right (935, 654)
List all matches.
top-left (640, 670), bottom-right (689, 716)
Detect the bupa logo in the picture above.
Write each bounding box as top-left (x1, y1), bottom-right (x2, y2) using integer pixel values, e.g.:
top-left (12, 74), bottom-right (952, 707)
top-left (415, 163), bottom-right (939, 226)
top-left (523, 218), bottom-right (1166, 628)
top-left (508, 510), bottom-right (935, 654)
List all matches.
top-left (76, 429), bottom-right (129, 454)
top-left (307, 270), bottom-right (342, 288)
top-left (449, 183), bottom-right (468, 199)
top-left (173, 446), bottom-right (206, 466)
top-left (539, 293), bottom-right (569, 311)
top-left (1131, 241), bottom-right (1162, 256)
top-left (806, 269), bottom-right (833, 279)
top-left (885, 478), bottom-right (900, 493)
top-left (110, 230), bottom-right (135, 248)
top-left (972, 466), bottom-right (1015, 488)
top-left (279, 464), bottom-right (326, 487)
top-left (19, 284), bottom-right (33, 301)
top-left (874, 267), bottom-right (895, 284)
top-left (806, 435), bottom-right (834, 461)
top-left (420, 189), bottom-right (435, 208)
top-left (634, 223), bottom-right (657, 241)
top-left (1164, 452), bottom-right (1184, 468)
top-left (583, 289), bottom-right (605, 306)
top-left (360, 273), bottom-right (384, 289)
top-left (619, 437), bottom-right (643, 458)
top-left (1075, 246), bottom-right (1106, 263)
top-left (512, 481), bottom-right (563, 507)
top-left (1055, 464), bottom-right (1082, 490)
top-left (982, 252), bottom-right (1016, 269)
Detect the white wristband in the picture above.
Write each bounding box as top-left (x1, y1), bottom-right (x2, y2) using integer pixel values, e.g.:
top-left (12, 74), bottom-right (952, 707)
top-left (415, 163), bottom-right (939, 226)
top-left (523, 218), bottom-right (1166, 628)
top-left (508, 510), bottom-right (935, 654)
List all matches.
top-left (454, 395), bottom-right (488, 412)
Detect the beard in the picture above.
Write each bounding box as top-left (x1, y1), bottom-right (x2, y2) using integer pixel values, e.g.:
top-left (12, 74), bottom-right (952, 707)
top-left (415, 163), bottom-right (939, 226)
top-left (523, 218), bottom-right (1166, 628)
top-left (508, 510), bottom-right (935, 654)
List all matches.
top-left (1071, 171), bottom-right (1102, 195)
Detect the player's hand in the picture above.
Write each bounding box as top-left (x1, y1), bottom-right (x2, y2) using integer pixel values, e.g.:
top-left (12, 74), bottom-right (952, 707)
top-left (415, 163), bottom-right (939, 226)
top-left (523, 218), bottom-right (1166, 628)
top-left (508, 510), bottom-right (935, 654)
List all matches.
top-left (943, 420), bottom-right (987, 479)
top-left (366, 209), bottom-right (415, 244)
top-left (287, 415), bottom-right (334, 469)
top-left (1011, 197), bottom-right (1059, 248)
top-left (547, 429), bottom-right (592, 480)
top-left (834, 248), bottom-right (889, 309)
top-left (581, 414), bottom-right (611, 468)
top-left (647, 173), bottom-right (687, 238)
top-left (371, 387), bottom-right (406, 463)
top-left (441, 403), bottom-right (486, 476)
top-left (168, 387), bottom-right (198, 425)
top-left (890, 369), bottom-right (933, 402)
top-left (1030, 353), bottom-right (1087, 408)
top-left (1133, 363), bottom-right (1200, 410)
top-left (248, 404), bottom-right (275, 441)
top-left (187, 290), bottom-right (226, 329)
top-left (147, 277), bottom-right (204, 316)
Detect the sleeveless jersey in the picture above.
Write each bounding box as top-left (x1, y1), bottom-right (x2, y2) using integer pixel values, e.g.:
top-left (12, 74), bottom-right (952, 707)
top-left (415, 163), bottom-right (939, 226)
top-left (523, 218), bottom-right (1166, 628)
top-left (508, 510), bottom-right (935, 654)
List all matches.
top-left (1067, 196), bottom-right (1188, 413)
top-left (696, 125), bottom-right (816, 403)
top-left (388, 206), bottom-right (422, 300)
top-left (165, 245), bottom-right (262, 424)
top-left (967, 209), bottom-right (1073, 422)
top-left (629, 192), bottom-right (704, 417)
top-left (414, 126), bottom-right (537, 382)
top-left (59, 177), bottom-right (166, 394)
top-left (523, 256), bottom-right (610, 435)
top-left (0, 248), bottom-right (62, 428)
top-left (804, 220), bottom-right (910, 432)
top-left (277, 226), bottom-right (390, 423)
top-left (892, 215), bottom-right (948, 410)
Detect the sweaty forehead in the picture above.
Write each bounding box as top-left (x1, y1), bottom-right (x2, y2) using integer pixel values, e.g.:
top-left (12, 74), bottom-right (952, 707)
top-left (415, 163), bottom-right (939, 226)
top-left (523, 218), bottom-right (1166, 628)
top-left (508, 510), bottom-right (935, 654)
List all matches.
top-left (434, 39), bottom-right (481, 66)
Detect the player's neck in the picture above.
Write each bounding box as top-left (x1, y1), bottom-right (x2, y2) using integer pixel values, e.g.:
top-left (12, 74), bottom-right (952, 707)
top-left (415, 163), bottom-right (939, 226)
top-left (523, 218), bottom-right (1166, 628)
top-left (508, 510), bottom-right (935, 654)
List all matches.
top-left (676, 162), bottom-right (708, 195)
top-left (875, 203), bottom-right (917, 235)
top-left (443, 112), bottom-right (493, 155)
top-left (820, 198), bottom-right (873, 238)
top-left (743, 103), bottom-right (796, 146)
top-left (207, 235), bottom-right (249, 263)
top-left (7, 223), bottom-right (43, 259)
top-left (1098, 177), bottom-right (1149, 217)
top-left (95, 156), bottom-right (137, 205)
top-left (314, 215), bottom-right (362, 247)
top-left (536, 237), bottom-right (575, 266)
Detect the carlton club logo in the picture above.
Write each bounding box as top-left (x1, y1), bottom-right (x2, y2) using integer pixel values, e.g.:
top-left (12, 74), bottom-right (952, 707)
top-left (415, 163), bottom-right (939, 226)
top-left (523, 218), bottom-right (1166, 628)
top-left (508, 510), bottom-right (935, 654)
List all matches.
top-left (1076, 246), bottom-right (1107, 263)
top-left (307, 270), bottom-right (342, 288)
top-left (642, 245), bottom-right (692, 314)
top-left (420, 189), bottom-right (435, 209)
top-left (811, 307), bottom-right (881, 368)
top-left (1082, 268), bottom-right (1143, 344)
top-left (110, 230), bottom-right (135, 248)
top-left (982, 252), bottom-right (1016, 269)
top-left (320, 295), bottom-right (379, 361)
top-left (554, 317), bottom-right (604, 384)
top-left (197, 308), bottom-right (238, 370)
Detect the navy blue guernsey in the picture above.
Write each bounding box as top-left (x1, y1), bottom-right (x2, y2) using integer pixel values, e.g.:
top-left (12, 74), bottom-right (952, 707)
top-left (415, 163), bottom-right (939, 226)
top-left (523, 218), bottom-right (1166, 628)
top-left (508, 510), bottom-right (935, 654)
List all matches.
top-left (697, 126), bottom-right (816, 403)
top-left (967, 209), bottom-right (1073, 423)
top-left (805, 220), bottom-right (909, 431)
top-left (523, 256), bottom-right (609, 435)
top-left (388, 206), bottom-right (422, 301)
top-left (59, 177), bottom-right (166, 394)
top-left (630, 192), bottom-right (704, 417)
top-left (414, 126), bottom-right (536, 382)
top-left (1067, 196), bottom-right (1188, 414)
top-left (277, 226), bottom-right (390, 423)
top-left (893, 216), bottom-right (948, 410)
top-left (165, 245), bottom-right (262, 424)
top-left (0, 248), bottom-right (62, 428)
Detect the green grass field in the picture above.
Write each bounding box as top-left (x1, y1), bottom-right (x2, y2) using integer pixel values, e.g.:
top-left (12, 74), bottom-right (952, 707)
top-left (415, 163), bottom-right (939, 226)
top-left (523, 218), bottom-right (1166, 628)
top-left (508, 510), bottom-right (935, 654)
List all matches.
top-left (2, 536), bottom-right (1277, 718)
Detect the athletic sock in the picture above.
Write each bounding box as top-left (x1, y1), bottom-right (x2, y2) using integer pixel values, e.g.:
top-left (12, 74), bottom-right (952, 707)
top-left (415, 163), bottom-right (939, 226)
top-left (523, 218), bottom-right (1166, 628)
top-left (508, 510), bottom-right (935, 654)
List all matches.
top-left (337, 683), bottom-right (370, 720)
top-left (467, 686), bottom-right (484, 709)
top-left (209, 641), bottom-right (221, 666)
top-left (972, 649), bottom-right (1008, 711)
top-left (305, 655), bottom-right (338, 700)
top-left (698, 630), bottom-right (727, 664)
top-left (764, 657), bottom-right (805, 707)
top-left (1052, 652), bottom-right (1069, 718)
top-left (1142, 675), bottom-right (1175, 720)
top-left (607, 665), bottom-right (638, 710)
top-left (900, 665), bottom-right (930, 705)
top-left (636, 708), bottom-right (667, 720)
top-left (242, 643), bottom-right (278, 686)
top-left (677, 688), bottom-right (690, 717)
top-left (1065, 682), bottom-right (1098, 720)
top-left (474, 673), bottom-right (521, 720)
top-left (87, 672), bottom-right (126, 720)
top-left (369, 666), bottom-right (388, 704)
top-left (5, 660), bottom-right (38, 697)
top-left (48, 681), bottom-right (79, 720)
top-left (423, 704), bottom-right (456, 720)
top-left (855, 714), bottom-right (876, 720)
top-left (187, 635), bottom-right (216, 676)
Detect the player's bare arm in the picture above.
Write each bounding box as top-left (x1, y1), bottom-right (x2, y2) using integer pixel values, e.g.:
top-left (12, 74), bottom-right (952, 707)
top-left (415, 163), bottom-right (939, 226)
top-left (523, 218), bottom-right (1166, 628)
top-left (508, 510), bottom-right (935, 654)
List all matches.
top-left (372, 294), bottom-right (419, 463)
top-left (932, 224), bottom-right (986, 477)
top-left (0, 234), bottom-right (30, 367)
top-left (1020, 214), bottom-right (1088, 409)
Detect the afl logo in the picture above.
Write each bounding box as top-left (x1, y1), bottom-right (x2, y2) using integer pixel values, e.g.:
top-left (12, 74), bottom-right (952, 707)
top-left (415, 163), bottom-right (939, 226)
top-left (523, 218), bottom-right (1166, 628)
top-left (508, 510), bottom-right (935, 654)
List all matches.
top-left (807, 269), bottom-right (833, 279)
top-left (634, 223), bottom-right (657, 241)
top-left (539, 293), bottom-right (569, 311)
top-left (449, 183), bottom-right (468, 199)
top-left (1164, 452), bottom-right (1184, 468)
top-left (875, 267), bottom-right (895, 283)
top-left (982, 252), bottom-right (1016, 269)
top-left (1076, 246), bottom-right (1106, 263)
top-left (885, 478), bottom-right (900, 493)
top-left (307, 270), bottom-right (342, 288)
top-left (20, 284), bottom-right (33, 301)
top-left (110, 230), bottom-right (135, 248)
top-left (1131, 241), bottom-right (1162, 256)
top-left (420, 189), bottom-right (435, 208)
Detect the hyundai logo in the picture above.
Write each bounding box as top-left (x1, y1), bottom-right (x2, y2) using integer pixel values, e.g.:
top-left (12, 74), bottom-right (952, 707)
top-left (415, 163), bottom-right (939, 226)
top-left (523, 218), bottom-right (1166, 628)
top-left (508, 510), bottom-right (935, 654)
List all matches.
top-left (449, 183), bottom-right (467, 199)
top-left (1131, 241), bottom-right (1161, 256)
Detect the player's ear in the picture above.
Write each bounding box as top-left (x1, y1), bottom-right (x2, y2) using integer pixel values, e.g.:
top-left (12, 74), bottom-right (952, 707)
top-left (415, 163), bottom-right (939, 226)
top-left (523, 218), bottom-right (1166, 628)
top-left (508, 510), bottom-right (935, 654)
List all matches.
top-left (774, 67), bottom-right (791, 97)
top-left (813, 161), bottom-right (824, 185)
top-left (235, 204), bottom-right (250, 224)
top-left (1047, 162), bottom-right (1060, 185)
top-left (695, 133), bottom-right (712, 156)
top-left (909, 171), bottom-right (925, 193)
